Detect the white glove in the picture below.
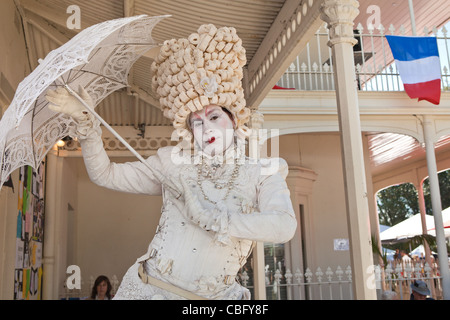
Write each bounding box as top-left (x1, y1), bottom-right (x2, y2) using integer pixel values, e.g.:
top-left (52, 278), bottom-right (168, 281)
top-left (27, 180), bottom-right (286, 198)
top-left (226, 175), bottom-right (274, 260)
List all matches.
top-left (180, 179), bottom-right (231, 245)
top-left (180, 178), bottom-right (211, 228)
top-left (46, 85), bottom-right (93, 122)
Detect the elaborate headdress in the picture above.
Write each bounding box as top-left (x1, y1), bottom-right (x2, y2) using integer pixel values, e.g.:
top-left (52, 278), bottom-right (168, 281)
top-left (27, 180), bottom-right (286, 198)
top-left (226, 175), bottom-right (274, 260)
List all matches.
top-left (151, 24), bottom-right (251, 140)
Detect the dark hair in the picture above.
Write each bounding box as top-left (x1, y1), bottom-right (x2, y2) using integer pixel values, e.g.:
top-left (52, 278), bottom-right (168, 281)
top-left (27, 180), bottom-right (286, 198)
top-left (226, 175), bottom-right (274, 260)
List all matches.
top-left (221, 107), bottom-right (234, 122)
top-left (90, 275), bottom-right (112, 300)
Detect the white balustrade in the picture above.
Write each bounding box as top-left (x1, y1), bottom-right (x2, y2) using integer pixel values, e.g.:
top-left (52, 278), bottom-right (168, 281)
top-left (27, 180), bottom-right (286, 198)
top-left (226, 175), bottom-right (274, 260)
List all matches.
top-left (276, 23), bottom-right (450, 93)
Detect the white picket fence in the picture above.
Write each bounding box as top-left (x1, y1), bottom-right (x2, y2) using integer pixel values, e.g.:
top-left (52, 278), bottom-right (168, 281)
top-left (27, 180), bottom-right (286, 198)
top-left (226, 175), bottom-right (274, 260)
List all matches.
top-left (276, 23), bottom-right (450, 92)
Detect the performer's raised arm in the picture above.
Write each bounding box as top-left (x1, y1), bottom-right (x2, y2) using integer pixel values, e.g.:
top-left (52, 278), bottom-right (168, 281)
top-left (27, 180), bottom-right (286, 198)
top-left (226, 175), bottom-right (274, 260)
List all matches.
top-left (47, 87), bottom-right (164, 195)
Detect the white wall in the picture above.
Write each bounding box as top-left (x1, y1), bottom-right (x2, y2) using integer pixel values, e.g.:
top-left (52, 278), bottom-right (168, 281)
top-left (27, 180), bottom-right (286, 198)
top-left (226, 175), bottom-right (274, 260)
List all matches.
top-left (278, 133), bottom-right (351, 270)
top-left (54, 157), bottom-right (79, 296)
top-left (74, 157), bottom-right (162, 285)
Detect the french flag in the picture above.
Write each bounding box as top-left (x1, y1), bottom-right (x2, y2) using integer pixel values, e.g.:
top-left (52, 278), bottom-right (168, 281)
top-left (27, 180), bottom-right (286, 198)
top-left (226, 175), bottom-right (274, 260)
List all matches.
top-left (386, 35), bottom-right (441, 105)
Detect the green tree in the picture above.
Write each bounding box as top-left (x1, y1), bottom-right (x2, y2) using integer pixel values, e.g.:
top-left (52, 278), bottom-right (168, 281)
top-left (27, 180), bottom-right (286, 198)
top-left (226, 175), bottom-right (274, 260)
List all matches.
top-left (377, 169), bottom-right (450, 227)
top-left (423, 170), bottom-right (450, 214)
top-left (376, 183), bottom-right (419, 227)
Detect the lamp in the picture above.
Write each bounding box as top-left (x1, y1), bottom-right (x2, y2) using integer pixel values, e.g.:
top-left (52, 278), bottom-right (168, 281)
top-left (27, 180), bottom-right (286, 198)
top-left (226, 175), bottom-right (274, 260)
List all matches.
top-left (55, 136), bottom-right (73, 150)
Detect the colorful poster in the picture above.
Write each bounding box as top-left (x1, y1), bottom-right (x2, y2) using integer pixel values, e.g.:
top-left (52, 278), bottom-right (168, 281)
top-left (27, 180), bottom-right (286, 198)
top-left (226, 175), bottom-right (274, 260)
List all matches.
top-left (14, 163), bottom-right (45, 300)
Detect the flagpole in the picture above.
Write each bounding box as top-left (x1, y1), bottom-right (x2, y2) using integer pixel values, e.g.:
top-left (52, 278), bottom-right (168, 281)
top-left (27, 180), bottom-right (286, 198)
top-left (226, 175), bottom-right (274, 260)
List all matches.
top-left (408, 0), bottom-right (417, 36)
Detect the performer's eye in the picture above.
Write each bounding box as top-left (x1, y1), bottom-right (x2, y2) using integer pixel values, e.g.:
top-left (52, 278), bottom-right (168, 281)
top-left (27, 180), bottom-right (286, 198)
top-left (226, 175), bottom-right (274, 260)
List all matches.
top-left (209, 113), bottom-right (220, 121)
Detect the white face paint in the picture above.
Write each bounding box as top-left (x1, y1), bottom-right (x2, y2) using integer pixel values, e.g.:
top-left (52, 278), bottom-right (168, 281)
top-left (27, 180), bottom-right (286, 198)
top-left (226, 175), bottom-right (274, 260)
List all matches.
top-left (189, 105), bottom-right (235, 156)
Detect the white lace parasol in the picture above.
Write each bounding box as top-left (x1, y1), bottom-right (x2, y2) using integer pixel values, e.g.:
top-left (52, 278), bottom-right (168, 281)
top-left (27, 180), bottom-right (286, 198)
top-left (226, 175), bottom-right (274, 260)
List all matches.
top-left (0, 14), bottom-right (169, 190)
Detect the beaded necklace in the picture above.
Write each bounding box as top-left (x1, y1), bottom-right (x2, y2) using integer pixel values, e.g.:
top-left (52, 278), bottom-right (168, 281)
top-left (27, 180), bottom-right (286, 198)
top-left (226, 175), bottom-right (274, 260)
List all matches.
top-left (196, 151), bottom-right (241, 205)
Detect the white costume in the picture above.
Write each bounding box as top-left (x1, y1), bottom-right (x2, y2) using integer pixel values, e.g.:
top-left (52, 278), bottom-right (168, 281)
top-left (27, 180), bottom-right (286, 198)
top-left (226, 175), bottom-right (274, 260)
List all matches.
top-left (76, 119), bottom-right (296, 299)
top-left (47, 23), bottom-right (296, 300)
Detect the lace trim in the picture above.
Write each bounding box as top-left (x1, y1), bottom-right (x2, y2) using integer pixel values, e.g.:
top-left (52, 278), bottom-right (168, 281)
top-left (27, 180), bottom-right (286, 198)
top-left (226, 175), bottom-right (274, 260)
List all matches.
top-left (72, 114), bottom-right (102, 140)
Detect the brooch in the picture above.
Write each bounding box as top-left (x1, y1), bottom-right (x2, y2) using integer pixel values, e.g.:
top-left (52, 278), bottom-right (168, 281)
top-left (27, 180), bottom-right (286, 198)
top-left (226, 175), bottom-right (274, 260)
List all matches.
top-left (199, 76), bottom-right (218, 98)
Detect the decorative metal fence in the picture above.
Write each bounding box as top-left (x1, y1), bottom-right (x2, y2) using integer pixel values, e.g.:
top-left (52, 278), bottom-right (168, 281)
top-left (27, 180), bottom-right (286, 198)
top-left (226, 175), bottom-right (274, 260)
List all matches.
top-left (379, 261), bottom-right (443, 300)
top-left (276, 23), bottom-right (450, 92)
top-left (238, 261), bottom-right (443, 300)
top-left (239, 266), bottom-right (353, 300)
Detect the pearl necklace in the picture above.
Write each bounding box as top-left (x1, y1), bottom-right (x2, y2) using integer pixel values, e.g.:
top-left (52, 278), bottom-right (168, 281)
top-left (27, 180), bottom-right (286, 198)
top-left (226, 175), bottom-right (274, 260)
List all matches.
top-left (196, 159), bottom-right (241, 205)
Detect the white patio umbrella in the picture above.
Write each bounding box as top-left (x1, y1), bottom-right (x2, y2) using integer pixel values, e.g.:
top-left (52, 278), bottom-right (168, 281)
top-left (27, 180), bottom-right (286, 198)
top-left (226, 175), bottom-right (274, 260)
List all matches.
top-left (380, 213), bottom-right (436, 245)
top-left (427, 224), bottom-right (450, 238)
top-left (0, 14), bottom-right (181, 198)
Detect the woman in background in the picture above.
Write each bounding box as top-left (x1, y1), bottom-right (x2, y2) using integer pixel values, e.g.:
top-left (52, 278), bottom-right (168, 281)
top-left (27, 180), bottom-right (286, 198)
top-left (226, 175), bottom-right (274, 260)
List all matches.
top-left (90, 275), bottom-right (112, 300)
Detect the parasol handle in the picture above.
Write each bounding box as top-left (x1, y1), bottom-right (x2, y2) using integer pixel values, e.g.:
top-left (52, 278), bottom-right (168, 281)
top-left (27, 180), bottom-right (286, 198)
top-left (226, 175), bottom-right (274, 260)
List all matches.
top-left (64, 84), bottom-right (182, 200)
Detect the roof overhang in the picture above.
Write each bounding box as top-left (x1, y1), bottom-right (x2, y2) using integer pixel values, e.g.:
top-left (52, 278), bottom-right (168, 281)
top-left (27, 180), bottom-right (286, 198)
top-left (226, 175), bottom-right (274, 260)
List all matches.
top-left (14, 0), bottom-right (324, 126)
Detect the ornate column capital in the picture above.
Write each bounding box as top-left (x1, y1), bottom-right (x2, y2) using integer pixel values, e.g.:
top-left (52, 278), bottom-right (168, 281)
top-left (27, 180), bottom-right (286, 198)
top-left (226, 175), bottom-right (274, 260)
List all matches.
top-left (320, 0), bottom-right (359, 46)
top-left (250, 110), bottom-right (264, 130)
top-left (248, 110), bottom-right (264, 159)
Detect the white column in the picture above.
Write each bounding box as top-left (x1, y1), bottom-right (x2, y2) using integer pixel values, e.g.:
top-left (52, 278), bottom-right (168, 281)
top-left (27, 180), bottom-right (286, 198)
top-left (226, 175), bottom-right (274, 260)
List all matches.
top-left (249, 111), bottom-right (264, 160)
top-left (422, 115), bottom-right (450, 300)
top-left (248, 110), bottom-right (266, 300)
top-left (320, 0), bottom-right (377, 299)
top-left (416, 181), bottom-right (436, 297)
top-left (42, 151), bottom-right (61, 299)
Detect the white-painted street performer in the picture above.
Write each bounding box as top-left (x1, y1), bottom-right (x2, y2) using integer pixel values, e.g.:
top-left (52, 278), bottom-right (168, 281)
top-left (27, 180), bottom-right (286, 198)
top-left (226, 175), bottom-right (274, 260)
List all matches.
top-left (46, 24), bottom-right (296, 300)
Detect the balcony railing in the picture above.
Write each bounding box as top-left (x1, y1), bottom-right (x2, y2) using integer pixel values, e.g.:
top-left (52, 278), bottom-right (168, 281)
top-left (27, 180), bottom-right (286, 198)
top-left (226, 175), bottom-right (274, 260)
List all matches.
top-left (276, 23), bottom-right (450, 92)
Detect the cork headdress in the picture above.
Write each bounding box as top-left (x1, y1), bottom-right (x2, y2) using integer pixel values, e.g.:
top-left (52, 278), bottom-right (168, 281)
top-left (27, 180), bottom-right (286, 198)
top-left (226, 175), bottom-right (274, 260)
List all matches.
top-left (151, 24), bottom-right (251, 140)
